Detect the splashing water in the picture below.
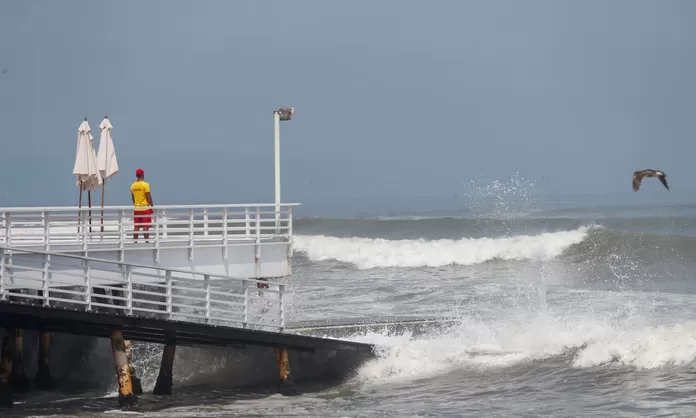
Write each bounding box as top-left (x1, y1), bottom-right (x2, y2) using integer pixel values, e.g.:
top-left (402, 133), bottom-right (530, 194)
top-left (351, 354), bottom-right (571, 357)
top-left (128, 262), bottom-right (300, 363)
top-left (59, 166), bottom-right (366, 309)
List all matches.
top-left (461, 172), bottom-right (539, 220)
top-left (346, 292), bottom-right (696, 388)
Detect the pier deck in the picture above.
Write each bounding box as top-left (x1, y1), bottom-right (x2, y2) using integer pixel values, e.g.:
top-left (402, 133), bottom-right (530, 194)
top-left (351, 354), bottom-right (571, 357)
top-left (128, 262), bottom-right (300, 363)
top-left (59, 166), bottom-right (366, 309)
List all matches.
top-left (0, 203), bottom-right (300, 280)
top-left (0, 302), bottom-right (372, 354)
top-left (0, 246), bottom-right (373, 354)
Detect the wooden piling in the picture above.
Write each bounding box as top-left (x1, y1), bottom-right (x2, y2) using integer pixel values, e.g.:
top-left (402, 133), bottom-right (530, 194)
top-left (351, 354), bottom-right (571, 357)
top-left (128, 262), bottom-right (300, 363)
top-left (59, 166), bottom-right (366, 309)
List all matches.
top-left (152, 343), bottom-right (176, 396)
top-left (123, 339), bottom-right (143, 395)
top-left (276, 348), bottom-right (296, 396)
top-left (110, 329), bottom-right (141, 411)
top-left (10, 329), bottom-right (29, 393)
top-left (0, 332), bottom-right (14, 408)
top-left (112, 286), bottom-right (143, 395)
top-left (34, 331), bottom-right (57, 390)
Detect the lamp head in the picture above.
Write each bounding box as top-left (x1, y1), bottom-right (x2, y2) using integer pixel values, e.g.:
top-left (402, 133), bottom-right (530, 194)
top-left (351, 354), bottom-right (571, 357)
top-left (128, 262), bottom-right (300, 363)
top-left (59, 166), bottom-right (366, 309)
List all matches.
top-left (276, 107), bottom-right (295, 121)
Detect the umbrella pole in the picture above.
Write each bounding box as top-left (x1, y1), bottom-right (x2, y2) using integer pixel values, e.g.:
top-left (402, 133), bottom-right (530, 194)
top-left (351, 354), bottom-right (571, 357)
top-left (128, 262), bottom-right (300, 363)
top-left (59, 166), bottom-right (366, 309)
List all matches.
top-left (101, 179), bottom-right (105, 233)
top-left (88, 191), bottom-right (92, 234)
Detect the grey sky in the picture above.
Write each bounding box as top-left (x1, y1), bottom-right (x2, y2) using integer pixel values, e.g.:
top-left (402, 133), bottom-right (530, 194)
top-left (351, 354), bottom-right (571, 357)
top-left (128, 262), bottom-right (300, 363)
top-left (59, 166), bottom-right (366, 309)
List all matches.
top-left (1, 1), bottom-right (694, 213)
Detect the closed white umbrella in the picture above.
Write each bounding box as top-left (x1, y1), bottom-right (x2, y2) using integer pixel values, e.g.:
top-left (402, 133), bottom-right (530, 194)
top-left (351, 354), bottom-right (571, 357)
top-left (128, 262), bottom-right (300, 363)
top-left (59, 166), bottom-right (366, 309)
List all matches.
top-left (96, 116), bottom-right (119, 232)
top-left (72, 118), bottom-right (102, 232)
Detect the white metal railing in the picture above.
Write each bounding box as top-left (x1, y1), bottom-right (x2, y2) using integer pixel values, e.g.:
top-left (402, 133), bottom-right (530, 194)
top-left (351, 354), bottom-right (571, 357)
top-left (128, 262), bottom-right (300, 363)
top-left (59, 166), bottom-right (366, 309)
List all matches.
top-left (0, 246), bottom-right (288, 332)
top-left (0, 203), bottom-right (299, 254)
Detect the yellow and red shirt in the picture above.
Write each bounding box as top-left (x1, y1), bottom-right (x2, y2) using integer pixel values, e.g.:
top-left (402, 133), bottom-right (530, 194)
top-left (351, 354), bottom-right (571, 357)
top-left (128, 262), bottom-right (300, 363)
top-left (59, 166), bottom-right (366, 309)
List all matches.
top-left (130, 180), bottom-right (151, 209)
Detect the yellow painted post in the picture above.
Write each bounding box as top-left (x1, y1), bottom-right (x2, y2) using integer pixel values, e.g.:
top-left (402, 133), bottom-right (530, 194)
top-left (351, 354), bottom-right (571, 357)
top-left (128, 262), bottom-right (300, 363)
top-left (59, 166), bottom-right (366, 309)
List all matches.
top-left (0, 332), bottom-right (15, 408)
top-left (110, 330), bottom-right (141, 411)
top-left (276, 348), bottom-right (296, 396)
top-left (112, 285), bottom-right (143, 396)
top-left (152, 343), bottom-right (176, 396)
top-left (123, 340), bottom-right (143, 395)
top-left (34, 331), bottom-right (56, 390)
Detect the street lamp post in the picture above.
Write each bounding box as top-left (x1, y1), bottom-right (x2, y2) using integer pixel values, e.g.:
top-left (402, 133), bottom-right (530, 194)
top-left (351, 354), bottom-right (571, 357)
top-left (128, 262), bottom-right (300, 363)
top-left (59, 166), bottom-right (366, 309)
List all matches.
top-left (273, 107), bottom-right (295, 231)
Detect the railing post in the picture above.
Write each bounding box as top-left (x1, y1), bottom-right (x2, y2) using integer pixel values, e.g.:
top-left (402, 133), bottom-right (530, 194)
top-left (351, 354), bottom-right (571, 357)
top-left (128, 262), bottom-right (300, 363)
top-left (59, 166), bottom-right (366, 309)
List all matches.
top-left (118, 209), bottom-right (125, 262)
top-left (42, 211), bottom-right (50, 252)
top-left (43, 211), bottom-right (52, 306)
top-left (126, 265), bottom-right (133, 316)
top-left (279, 283), bottom-right (286, 332)
top-left (41, 252), bottom-right (50, 306)
top-left (203, 208), bottom-right (209, 237)
top-left (81, 208), bottom-right (89, 254)
top-left (275, 204), bottom-right (281, 235)
top-left (154, 209), bottom-right (160, 263)
top-left (4, 212), bottom-right (11, 248)
top-left (188, 208), bottom-right (194, 263)
top-left (222, 207), bottom-right (229, 261)
top-left (245, 208), bottom-right (250, 238)
top-left (161, 209), bottom-right (168, 239)
top-left (286, 206), bottom-right (293, 276)
top-left (100, 206), bottom-right (105, 241)
top-left (204, 274), bottom-right (211, 324)
top-left (84, 257), bottom-right (92, 311)
top-left (0, 247), bottom-right (5, 301)
top-left (166, 270), bottom-right (173, 320)
top-left (243, 279), bottom-right (249, 328)
top-left (254, 207), bottom-right (261, 265)
top-left (287, 206), bottom-right (293, 239)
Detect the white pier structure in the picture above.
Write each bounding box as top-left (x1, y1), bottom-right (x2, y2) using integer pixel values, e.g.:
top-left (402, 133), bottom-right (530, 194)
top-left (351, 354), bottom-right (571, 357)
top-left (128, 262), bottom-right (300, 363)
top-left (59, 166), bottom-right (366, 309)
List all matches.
top-left (0, 203), bottom-right (299, 288)
top-left (0, 246), bottom-right (287, 333)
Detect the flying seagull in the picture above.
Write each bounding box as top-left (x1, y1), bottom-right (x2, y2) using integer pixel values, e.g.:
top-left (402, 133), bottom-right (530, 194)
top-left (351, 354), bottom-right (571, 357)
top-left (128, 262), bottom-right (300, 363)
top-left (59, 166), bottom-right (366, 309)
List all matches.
top-left (632, 169), bottom-right (669, 191)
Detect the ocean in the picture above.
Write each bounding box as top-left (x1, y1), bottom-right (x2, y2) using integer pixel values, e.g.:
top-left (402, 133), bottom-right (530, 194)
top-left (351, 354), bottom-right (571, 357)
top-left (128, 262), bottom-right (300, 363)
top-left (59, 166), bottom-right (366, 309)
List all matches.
top-left (6, 178), bottom-right (696, 417)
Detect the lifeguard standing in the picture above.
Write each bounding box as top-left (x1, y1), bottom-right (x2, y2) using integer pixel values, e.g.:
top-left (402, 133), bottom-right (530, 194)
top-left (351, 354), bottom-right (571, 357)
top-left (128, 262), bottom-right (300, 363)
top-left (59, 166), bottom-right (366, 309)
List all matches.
top-left (130, 168), bottom-right (154, 242)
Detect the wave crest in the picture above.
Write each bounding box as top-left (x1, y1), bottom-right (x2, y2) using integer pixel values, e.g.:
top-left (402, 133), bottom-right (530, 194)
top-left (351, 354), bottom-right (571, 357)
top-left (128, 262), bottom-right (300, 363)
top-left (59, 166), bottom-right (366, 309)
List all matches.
top-left (293, 226), bottom-right (595, 269)
top-left (349, 315), bottom-right (696, 386)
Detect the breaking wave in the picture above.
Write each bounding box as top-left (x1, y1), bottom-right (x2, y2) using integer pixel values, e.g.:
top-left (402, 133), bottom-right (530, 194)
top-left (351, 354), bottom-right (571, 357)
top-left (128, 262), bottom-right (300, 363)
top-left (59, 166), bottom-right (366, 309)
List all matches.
top-left (293, 224), bottom-right (696, 270)
top-left (348, 310), bottom-right (696, 386)
top-left (559, 227), bottom-right (696, 263)
top-left (293, 226), bottom-right (596, 269)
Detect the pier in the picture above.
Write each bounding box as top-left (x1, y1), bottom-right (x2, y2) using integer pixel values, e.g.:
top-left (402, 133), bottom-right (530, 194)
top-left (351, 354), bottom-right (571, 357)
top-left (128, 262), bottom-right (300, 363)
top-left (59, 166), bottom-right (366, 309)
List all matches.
top-left (0, 203), bottom-right (299, 281)
top-left (0, 203), bottom-right (376, 411)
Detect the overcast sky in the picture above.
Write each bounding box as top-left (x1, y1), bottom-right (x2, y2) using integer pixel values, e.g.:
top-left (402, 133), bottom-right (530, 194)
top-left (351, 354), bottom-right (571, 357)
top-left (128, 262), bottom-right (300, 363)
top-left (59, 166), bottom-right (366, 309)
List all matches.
top-left (1, 0), bottom-right (694, 213)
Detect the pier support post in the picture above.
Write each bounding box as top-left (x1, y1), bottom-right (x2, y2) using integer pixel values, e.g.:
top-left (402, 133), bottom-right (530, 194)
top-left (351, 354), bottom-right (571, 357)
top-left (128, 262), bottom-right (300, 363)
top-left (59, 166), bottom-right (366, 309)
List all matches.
top-left (123, 340), bottom-right (143, 395)
top-left (152, 343), bottom-right (176, 396)
top-left (110, 329), bottom-right (141, 411)
top-left (112, 286), bottom-right (143, 395)
top-left (10, 329), bottom-right (29, 393)
top-left (34, 289), bottom-right (57, 390)
top-left (276, 348), bottom-right (296, 396)
top-left (5, 292), bottom-right (29, 394)
top-left (34, 331), bottom-right (57, 390)
top-left (0, 332), bottom-right (15, 408)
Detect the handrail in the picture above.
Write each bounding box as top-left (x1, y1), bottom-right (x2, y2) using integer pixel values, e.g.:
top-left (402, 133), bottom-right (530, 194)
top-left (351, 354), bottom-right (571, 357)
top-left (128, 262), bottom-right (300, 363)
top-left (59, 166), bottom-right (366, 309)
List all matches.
top-left (0, 245), bottom-right (271, 286)
top-left (0, 203), bottom-right (301, 212)
top-left (0, 246), bottom-right (288, 332)
top-left (0, 204), bottom-right (297, 261)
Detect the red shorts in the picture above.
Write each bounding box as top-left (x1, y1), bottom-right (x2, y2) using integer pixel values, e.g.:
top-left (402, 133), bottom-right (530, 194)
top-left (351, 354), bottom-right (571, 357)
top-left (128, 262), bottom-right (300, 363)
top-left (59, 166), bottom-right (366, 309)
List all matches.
top-left (134, 209), bottom-right (153, 227)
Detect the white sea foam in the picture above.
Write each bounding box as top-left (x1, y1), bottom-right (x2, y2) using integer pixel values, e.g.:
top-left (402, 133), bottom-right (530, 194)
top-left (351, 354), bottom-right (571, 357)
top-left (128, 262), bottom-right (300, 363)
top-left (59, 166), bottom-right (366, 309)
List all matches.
top-left (347, 312), bottom-right (696, 386)
top-left (293, 226), bottom-right (594, 269)
top-left (572, 321), bottom-right (696, 369)
top-left (349, 314), bottom-right (601, 384)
